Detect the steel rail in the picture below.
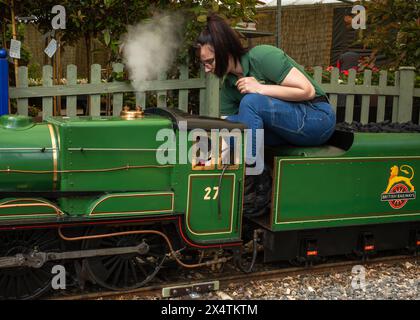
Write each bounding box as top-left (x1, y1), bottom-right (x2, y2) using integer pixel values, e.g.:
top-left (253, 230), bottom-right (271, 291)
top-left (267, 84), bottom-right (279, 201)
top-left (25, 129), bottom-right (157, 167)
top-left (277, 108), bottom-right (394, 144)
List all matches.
top-left (48, 254), bottom-right (419, 300)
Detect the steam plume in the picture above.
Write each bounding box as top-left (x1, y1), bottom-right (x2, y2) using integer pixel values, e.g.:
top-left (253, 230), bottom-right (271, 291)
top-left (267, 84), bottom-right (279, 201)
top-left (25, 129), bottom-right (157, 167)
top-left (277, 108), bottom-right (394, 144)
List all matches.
top-left (122, 13), bottom-right (184, 91)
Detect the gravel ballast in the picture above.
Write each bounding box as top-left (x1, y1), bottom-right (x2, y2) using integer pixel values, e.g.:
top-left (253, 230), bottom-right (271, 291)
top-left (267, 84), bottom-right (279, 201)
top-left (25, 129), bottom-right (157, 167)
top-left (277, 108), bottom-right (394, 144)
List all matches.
top-left (202, 261), bottom-right (420, 300)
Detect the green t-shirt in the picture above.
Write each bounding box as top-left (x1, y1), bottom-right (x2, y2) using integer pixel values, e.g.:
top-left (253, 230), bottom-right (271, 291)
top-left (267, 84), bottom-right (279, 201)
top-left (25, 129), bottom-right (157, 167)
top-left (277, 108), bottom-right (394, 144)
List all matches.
top-left (220, 45), bottom-right (326, 116)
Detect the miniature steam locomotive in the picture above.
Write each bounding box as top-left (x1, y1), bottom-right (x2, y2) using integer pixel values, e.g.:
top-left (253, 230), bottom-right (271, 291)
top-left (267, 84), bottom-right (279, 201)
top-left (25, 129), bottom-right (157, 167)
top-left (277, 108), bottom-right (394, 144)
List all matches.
top-left (0, 107), bottom-right (419, 299)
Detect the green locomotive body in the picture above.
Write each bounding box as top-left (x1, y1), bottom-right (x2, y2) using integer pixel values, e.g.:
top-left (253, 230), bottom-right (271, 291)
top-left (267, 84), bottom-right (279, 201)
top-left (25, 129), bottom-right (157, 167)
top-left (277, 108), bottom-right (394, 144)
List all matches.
top-left (0, 110), bottom-right (246, 244)
top-left (267, 132), bottom-right (420, 231)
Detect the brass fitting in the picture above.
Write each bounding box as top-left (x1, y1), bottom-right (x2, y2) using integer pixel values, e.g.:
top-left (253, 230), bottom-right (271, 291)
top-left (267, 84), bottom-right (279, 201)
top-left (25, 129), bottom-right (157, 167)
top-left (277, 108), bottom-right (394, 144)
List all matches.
top-left (120, 106), bottom-right (144, 120)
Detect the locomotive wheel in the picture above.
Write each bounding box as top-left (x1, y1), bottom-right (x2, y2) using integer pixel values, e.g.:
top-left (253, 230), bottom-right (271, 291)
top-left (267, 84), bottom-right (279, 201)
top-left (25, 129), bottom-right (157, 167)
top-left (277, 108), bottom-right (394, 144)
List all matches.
top-left (0, 229), bottom-right (62, 300)
top-left (83, 225), bottom-right (167, 291)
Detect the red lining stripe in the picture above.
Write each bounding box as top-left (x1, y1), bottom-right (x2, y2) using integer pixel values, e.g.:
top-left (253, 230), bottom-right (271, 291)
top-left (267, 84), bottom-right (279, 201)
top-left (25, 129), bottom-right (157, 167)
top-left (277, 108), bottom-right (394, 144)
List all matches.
top-left (0, 215), bottom-right (242, 249)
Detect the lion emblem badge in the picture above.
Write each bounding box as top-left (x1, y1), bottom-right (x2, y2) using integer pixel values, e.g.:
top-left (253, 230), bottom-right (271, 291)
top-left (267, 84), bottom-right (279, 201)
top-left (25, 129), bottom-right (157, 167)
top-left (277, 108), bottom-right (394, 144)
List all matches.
top-left (381, 165), bottom-right (416, 209)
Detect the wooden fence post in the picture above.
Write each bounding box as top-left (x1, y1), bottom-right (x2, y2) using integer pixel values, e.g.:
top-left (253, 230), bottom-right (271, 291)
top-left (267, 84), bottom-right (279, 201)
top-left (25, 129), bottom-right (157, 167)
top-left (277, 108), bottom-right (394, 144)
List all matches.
top-left (392, 71), bottom-right (400, 123)
top-left (157, 72), bottom-right (167, 108)
top-left (136, 91), bottom-right (146, 109)
top-left (204, 73), bottom-right (220, 117)
top-left (376, 70), bottom-right (388, 122)
top-left (42, 65), bottom-right (53, 119)
top-left (328, 67), bottom-right (339, 114)
top-left (17, 66), bottom-right (28, 116)
top-left (397, 66), bottom-right (415, 123)
top-left (313, 66), bottom-right (322, 84)
top-left (178, 62), bottom-right (189, 113)
top-left (112, 63), bottom-right (124, 116)
top-left (66, 65), bottom-right (77, 117)
top-left (90, 64), bottom-right (101, 116)
top-left (199, 68), bottom-right (206, 115)
top-left (360, 69), bottom-right (372, 124)
top-left (344, 68), bottom-right (356, 123)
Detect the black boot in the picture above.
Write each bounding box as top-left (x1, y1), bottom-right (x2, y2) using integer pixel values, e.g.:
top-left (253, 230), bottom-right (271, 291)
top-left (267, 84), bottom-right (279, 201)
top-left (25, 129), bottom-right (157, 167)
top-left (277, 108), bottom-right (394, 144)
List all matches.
top-left (243, 174), bottom-right (257, 216)
top-left (255, 169), bottom-right (272, 210)
top-left (242, 169), bottom-right (272, 217)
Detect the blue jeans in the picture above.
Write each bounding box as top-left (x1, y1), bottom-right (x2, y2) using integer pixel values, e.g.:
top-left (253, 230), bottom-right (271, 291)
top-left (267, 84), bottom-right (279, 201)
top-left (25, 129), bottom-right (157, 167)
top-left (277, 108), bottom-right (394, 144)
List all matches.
top-left (226, 93), bottom-right (336, 159)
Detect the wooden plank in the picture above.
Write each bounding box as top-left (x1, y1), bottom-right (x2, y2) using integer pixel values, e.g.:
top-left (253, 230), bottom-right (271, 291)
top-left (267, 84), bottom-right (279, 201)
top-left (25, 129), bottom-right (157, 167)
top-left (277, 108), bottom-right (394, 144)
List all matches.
top-left (344, 68), bottom-right (356, 123)
top-left (112, 63), bottom-right (124, 116)
top-left (90, 64), bottom-right (101, 116)
top-left (42, 65), bottom-right (53, 119)
top-left (199, 68), bottom-right (206, 115)
top-left (327, 67), bottom-right (339, 113)
top-left (360, 69), bottom-right (372, 124)
top-left (376, 70), bottom-right (387, 122)
top-left (320, 84), bottom-right (398, 96)
top-left (66, 64), bottom-right (77, 117)
top-left (397, 67), bottom-right (415, 123)
top-left (17, 66), bottom-right (28, 116)
top-left (178, 63), bottom-right (189, 112)
top-left (9, 78), bottom-right (207, 99)
top-left (392, 71), bottom-right (399, 123)
top-left (157, 72), bottom-right (167, 108)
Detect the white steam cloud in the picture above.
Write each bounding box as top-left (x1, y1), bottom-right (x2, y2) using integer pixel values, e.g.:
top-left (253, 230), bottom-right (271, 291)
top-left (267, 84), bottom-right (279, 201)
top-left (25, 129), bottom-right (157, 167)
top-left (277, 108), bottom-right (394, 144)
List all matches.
top-left (122, 14), bottom-right (184, 92)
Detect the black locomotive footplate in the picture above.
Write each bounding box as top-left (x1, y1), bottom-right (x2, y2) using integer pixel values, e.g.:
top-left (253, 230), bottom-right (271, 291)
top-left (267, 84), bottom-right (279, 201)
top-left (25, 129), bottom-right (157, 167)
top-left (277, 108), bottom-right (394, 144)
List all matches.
top-left (162, 281), bottom-right (219, 298)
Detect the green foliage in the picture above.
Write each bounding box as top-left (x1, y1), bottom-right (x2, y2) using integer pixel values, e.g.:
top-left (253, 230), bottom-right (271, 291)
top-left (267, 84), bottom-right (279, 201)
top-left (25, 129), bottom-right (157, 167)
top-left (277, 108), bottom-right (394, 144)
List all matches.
top-left (175, 0), bottom-right (258, 63)
top-left (15, 0), bottom-right (258, 64)
top-left (17, 0), bottom-right (151, 65)
top-left (0, 20), bottom-right (31, 65)
top-left (360, 0), bottom-right (420, 69)
top-left (27, 62), bottom-right (42, 79)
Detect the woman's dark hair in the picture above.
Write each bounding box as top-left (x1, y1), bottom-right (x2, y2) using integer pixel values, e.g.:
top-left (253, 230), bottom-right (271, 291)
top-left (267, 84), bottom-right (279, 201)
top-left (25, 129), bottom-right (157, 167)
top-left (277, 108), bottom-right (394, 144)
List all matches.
top-left (196, 14), bottom-right (247, 78)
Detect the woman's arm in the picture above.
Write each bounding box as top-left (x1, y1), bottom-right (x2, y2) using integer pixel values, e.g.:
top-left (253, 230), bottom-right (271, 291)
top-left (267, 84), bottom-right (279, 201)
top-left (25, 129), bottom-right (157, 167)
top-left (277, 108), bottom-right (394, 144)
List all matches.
top-left (236, 67), bottom-right (316, 101)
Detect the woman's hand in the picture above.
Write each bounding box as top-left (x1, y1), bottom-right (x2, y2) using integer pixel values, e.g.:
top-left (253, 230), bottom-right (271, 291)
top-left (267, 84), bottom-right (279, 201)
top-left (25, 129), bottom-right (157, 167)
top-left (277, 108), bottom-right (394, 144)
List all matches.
top-left (236, 77), bottom-right (263, 94)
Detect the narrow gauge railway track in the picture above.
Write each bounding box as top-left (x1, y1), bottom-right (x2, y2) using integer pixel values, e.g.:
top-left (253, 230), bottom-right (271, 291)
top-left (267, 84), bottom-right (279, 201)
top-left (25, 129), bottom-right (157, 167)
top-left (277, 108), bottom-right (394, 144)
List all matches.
top-left (48, 254), bottom-right (419, 300)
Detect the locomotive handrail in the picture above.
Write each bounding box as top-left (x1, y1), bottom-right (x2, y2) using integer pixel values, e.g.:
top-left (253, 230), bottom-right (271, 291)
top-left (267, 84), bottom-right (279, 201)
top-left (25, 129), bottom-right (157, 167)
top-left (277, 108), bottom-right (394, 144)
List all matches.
top-left (66, 147), bottom-right (175, 152)
top-left (0, 164), bottom-right (174, 174)
top-left (0, 147), bottom-right (56, 151)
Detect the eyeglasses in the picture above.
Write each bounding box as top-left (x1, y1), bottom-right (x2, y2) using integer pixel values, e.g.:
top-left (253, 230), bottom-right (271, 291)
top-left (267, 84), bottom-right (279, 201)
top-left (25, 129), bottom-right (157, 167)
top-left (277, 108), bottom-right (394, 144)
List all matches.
top-left (200, 58), bottom-right (215, 68)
